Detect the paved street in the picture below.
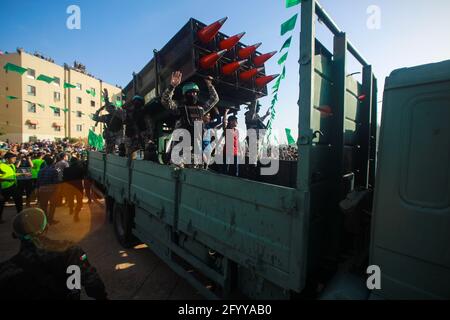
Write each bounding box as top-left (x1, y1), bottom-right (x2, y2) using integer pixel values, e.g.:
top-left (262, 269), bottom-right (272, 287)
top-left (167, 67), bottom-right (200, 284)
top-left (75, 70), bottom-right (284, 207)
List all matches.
top-left (0, 197), bottom-right (202, 300)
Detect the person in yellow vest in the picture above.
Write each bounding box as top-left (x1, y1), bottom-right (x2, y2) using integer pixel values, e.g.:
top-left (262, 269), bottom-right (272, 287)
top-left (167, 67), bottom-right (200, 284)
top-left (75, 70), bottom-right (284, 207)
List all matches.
top-left (30, 152), bottom-right (45, 204)
top-left (0, 152), bottom-right (23, 223)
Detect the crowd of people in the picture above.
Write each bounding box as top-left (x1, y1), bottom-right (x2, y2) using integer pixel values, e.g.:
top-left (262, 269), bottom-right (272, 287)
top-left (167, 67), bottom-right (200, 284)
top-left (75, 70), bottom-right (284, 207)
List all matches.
top-left (0, 140), bottom-right (94, 224)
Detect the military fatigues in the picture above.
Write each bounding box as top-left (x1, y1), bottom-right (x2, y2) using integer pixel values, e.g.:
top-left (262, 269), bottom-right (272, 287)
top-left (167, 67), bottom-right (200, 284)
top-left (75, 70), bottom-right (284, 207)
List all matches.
top-left (124, 104), bottom-right (156, 158)
top-left (92, 103), bottom-right (125, 154)
top-left (161, 82), bottom-right (219, 131)
top-left (161, 82), bottom-right (219, 165)
top-left (0, 237), bottom-right (107, 300)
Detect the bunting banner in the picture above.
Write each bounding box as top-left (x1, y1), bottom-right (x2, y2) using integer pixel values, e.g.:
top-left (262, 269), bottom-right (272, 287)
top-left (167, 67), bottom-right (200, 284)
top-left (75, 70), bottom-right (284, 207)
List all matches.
top-left (36, 74), bottom-right (55, 84)
top-left (64, 82), bottom-right (77, 89)
top-left (285, 128), bottom-right (296, 145)
top-left (3, 63), bottom-right (28, 75)
top-left (280, 14), bottom-right (298, 36)
top-left (286, 0), bottom-right (301, 8)
top-left (265, 2), bottom-right (299, 145)
top-left (280, 36), bottom-right (292, 52)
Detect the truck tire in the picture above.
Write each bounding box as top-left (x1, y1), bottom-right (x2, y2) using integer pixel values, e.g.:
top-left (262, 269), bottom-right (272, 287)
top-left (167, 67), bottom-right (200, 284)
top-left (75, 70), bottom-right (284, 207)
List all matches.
top-left (105, 196), bottom-right (114, 224)
top-left (113, 202), bottom-right (138, 248)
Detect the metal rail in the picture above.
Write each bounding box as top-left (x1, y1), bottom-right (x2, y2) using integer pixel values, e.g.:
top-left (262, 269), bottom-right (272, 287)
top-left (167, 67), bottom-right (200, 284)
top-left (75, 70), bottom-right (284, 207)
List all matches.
top-left (315, 1), bottom-right (369, 67)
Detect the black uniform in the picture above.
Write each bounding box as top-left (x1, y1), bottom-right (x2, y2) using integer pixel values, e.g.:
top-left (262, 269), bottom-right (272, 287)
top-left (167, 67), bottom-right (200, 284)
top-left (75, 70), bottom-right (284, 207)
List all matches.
top-left (92, 101), bottom-right (125, 154)
top-left (0, 237), bottom-right (107, 300)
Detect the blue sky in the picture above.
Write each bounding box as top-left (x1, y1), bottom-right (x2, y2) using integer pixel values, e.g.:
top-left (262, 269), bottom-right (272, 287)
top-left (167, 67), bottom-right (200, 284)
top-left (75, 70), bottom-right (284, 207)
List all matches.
top-left (1, 0), bottom-right (450, 142)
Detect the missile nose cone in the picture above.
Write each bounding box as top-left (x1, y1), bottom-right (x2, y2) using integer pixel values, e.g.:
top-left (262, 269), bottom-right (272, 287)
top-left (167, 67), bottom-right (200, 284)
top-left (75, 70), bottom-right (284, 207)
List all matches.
top-left (219, 32), bottom-right (246, 50)
top-left (255, 74), bottom-right (279, 87)
top-left (221, 59), bottom-right (248, 75)
top-left (218, 17), bottom-right (228, 25)
top-left (197, 17), bottom-right (228, 43)
top-left (238, 43), bottom-right (263, 59)
top-left (199, 50), bottom-right (228, 69)
top-left (253, 51), bottom-right (277, 66)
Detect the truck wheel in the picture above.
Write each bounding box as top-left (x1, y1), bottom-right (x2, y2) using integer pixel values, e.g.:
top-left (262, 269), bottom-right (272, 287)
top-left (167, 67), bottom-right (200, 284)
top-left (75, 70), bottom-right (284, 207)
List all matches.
top-left (105, 196), bottom-right (114, 224)
top-left (113, 202), bottom-right (138, 248)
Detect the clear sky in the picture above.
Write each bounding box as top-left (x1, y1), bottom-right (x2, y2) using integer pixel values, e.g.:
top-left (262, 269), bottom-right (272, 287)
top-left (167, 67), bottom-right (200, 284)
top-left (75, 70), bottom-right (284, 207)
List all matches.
top-left (1, 0), bottom-right (450, 143)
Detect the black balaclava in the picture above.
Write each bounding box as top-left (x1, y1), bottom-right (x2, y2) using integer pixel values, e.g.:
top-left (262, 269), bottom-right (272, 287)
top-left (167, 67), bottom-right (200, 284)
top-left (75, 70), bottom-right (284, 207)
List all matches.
top-left (184, 92), bottom-right (199, 106)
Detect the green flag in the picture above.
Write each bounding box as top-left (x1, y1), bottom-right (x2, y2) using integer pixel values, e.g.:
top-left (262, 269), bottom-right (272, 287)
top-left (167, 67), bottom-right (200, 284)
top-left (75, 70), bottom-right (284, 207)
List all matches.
top-left (86, 89), bottom-right (96, 97)
top-left (281, 14), bottom-right (298, 36)
top-left (62, 108), bottom-right (69, 113)
top-left (36, 74), bottom-right (55, 83)
top-left (88, 129), bottom-right (97, 148)
top-left (278, 52), bottom-right (289, 65)
top-left (280, 36), bottom-right (292, 52)
top-left (64, 82), bottom-right (76, 89)
top-left (6, 96), bottom-right (18, 101)
top-left (115, 100), bottom-right (123, 108)
top-left (281, 65), bottom-right (286, 79)
top-left (3, 63), bottom-right (27, 75)
top-left (286, 0), bottom-right (301, 8)
top-left (285, 128), bottom-right (296, 145)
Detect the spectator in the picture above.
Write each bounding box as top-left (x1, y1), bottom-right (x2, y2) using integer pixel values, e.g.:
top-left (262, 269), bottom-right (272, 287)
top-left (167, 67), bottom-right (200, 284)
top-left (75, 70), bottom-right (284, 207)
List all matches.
top-left (223, 115), bottom-right (240, 177)
top-left (0, 152), bottom-right (23, 223)
top-left (16, 152), bottom-right (34, 207)
top-left (37, 156), bottom-right (59, 225)
top-left (63, 155), bottom-right (84, 222)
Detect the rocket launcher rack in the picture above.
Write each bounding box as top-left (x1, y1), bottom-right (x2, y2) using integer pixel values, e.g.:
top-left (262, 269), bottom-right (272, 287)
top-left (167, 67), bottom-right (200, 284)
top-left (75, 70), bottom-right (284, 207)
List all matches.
top-left (123, 18), bottom-right (277, 113)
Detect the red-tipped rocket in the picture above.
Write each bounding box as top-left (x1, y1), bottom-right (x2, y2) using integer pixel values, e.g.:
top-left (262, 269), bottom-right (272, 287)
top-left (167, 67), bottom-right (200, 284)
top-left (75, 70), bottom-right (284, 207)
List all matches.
top-left (255, 74), bottom-right (279, 88)
top-left (239, 67), bottom-right (265, 81)
top-left (238, 43), bottom-right (262, 59)
top-left (221, 60), bottom-right (247, 75)
top-left (253, 51), bottom-right (277, 66)
top-left (219, 32), bottom-right (246, 51)
top-left (197, 17), bottom-right (228, 43)
top-left (200, 49), bottom-right (228, 69)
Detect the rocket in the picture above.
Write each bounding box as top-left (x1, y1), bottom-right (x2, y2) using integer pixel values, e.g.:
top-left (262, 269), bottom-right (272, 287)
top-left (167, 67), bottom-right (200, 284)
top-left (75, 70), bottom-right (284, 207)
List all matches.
top-left (219, 32), bottom-right (246, 51)
top-left (239, 67), bottom-right (265, 81)
top-left (199, 50), bottom-right (228, 69)
top-left (255, 74), bottom-right (279, 87)
top-left (221, 60), bottom-right (248, 75)
top-left (253, 51), bottom-right (277, 66)
top-left (197, 17), bottom-right (228, 43)
top-left (238, 43), bottom-right (262, 59)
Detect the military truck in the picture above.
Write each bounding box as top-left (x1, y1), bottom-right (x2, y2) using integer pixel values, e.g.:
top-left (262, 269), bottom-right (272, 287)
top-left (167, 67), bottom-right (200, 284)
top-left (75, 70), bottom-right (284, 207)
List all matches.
top-left (88, 0), bottom-right (450, 299)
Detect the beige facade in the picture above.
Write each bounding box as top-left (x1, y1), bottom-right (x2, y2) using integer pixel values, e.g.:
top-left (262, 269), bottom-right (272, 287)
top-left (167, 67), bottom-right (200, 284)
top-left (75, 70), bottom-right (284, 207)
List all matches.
top-left (0, 49), bottom-right (122, 143)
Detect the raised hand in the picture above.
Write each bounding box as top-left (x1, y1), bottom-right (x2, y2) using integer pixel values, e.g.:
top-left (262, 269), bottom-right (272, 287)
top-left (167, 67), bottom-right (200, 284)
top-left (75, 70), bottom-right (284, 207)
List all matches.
top-left (171, 71), bottom-right (182, 87)
top-left (204, 75), bottom-right (214, 86)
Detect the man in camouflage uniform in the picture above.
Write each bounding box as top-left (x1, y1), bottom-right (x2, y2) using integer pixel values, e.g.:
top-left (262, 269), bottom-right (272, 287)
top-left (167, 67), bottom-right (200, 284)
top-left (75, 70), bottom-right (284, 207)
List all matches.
top-left (92, 89), bottom-right (125, 154)
top-left (0, 208), bottom-right (107, 300)
top-left (123, 95), bottom-right (156, 159)
top-left (161, 71), bottom-right (219, 165)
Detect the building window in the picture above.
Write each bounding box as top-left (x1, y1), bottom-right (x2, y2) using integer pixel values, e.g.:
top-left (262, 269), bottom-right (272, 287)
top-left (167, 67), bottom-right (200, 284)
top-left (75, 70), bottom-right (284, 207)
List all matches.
top-left (91, 100), bottom-right (95, 107)
top-left (77, 97), bottom-right (82, 104)
top-left (77, 111), bottom-right (82, 118)
top-left (76, 125), bottom-right (83, 132)
top-left (54, 108), bottom-right (61, 117)
top-left (29, 124), bottom-right (37, 130)
top-left (53, 77), bottom-right (60, 86)
top-left (27, 102), bottom-right (36, 113)
top-left (27, 85), bottom-right (36, 96)
top-left (54, 126), bottom-right (61, 132)
top-left (54, 92), bottom-right (61, 102)
top-left (76, 83), bottom-right (82, 90)
top-left (27, 69), bottom-right (36, 79)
